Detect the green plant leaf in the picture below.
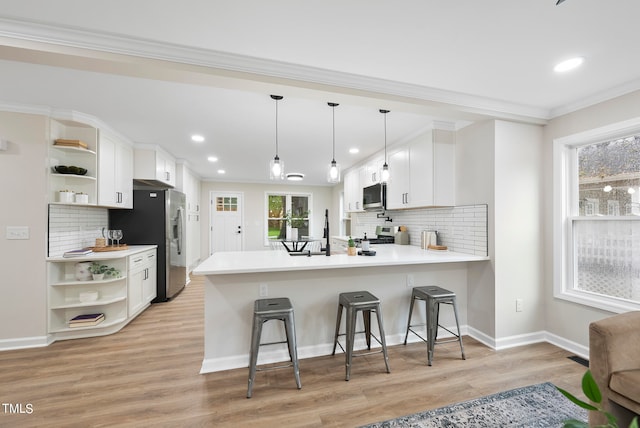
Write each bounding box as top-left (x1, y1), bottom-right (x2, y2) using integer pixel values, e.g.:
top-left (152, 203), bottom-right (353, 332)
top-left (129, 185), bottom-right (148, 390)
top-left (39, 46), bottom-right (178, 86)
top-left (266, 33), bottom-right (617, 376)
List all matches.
top-left (556, 387), bottom-right (599, 411)
top-left (562, 419), bottom-right (589, 428)
top-left (581, 370), bottom-right (602, 404)
top-left (630, 416), bottom-right (639, 428)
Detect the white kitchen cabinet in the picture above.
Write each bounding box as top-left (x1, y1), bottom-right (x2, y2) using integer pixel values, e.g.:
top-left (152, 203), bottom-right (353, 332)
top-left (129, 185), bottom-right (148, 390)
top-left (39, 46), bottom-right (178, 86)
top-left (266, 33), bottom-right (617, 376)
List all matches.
top-left (361, 157), bottom-right (385, 187)
top-left (134, 146), bottom-right (176, 187)
top-left (47, 256), bottom-right (128, 337)
top-left (48, 118), bottom-right (98, 205)
top-left (386, 148), bottom-right (411, 209)
top-left (344, 168), bottom-right (364, 212)
top-left (176, 162), bottom-right (201, 274)
top-left (127, 249), bottom-right (157, 317)
top-left (46, 246), bottom-right (156, 341)
top-left (331, 236), bottom-right (349, 253)
top-left (98, 131), bottom-right (133, 208)
top-left (385, 129), bottom-right (455, 209)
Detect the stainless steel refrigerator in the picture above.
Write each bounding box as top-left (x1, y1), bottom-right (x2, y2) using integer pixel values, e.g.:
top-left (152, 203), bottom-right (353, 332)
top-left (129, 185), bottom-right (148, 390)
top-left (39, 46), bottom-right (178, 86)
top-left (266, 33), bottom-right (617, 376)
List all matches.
top-left (109, 189), bottom-right (186, 302)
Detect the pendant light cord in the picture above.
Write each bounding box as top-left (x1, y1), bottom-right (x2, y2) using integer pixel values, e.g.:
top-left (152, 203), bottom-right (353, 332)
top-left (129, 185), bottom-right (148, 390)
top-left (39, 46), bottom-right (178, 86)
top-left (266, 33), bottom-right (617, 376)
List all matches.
top-left (275, 97), bottom-right (279, 157)
top-left (332, 104), bottom-right (336, 161)
top-left (380, 109), bottom-right (390, 163)
top-left (271, 95), bottom-right (283, 158)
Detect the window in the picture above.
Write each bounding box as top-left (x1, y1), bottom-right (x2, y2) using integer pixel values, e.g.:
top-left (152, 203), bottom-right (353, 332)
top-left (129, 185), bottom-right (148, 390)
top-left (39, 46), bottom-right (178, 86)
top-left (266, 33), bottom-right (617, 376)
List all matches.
top-left (215, 196), bottom-right (238, 212)
top-left (554, 119), bottom-right (640, 313)
top-left (265, 193), bottom-right (311, 244)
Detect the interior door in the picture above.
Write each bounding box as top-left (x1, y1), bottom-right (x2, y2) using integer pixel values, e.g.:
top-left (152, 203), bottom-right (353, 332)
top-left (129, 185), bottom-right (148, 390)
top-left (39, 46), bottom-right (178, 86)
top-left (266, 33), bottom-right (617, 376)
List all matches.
top-left (210, 192), bottom-right (243, 254)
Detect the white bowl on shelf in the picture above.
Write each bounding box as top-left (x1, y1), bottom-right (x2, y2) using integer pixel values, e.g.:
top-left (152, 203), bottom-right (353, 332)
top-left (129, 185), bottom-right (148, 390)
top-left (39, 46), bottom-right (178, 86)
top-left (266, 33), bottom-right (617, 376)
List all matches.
top-left (79, 290), bottom-right (99, 303)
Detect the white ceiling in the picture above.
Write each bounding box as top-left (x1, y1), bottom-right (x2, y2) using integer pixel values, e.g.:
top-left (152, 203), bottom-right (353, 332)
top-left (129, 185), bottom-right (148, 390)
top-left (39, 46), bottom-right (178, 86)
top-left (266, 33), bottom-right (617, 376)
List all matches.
top-left (1, 0), bottom-right (639, 185)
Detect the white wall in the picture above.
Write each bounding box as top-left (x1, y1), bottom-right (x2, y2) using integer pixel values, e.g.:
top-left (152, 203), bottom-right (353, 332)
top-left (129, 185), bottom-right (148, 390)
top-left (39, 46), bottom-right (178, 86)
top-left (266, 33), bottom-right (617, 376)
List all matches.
top-left (456, 120), bottom-right (497, 339)
top-left (199, 181), bottom-right (335, 256)
top-left (494, 120), bottom-right (545, 339)
top-left (543, 90), bottom-right (640, 347)
top-left (0, 111), bottom-right (49, 347)
top-left (455, 119), bottom-right (545, 344)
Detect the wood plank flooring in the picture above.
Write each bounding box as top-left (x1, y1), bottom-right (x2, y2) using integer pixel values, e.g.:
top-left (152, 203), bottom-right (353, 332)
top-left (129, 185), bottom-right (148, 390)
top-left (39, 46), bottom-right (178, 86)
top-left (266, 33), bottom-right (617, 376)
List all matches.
top-left (0, 275), bottom-right (588, 427)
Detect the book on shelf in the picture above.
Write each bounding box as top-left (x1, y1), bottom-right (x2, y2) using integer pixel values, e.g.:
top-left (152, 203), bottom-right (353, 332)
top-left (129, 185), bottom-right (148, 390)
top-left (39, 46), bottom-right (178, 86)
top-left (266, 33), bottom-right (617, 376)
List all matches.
top-left (63, 248), bottom-right (93, 257)
top-left (54, 139), bottom-right (89, 149)
top-left (69, 313), bottom-right (105, 327)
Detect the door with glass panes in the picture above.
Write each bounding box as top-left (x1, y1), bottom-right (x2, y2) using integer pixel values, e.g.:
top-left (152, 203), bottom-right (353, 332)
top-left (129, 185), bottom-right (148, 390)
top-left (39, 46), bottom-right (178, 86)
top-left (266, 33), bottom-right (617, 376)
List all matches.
top-left (210, 192), bottom-right (243, 254)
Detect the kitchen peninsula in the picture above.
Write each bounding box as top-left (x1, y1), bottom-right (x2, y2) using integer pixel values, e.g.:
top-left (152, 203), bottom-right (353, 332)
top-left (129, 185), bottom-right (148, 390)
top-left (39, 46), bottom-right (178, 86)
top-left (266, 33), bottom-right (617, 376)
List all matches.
top-left (194, 245), bottom-right (488, 374)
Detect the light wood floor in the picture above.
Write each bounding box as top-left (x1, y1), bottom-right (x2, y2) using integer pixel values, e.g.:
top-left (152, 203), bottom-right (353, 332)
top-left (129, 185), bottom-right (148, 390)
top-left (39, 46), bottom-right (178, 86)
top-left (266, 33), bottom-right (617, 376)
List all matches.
top-left (1, 275), bottom-right (588, 428)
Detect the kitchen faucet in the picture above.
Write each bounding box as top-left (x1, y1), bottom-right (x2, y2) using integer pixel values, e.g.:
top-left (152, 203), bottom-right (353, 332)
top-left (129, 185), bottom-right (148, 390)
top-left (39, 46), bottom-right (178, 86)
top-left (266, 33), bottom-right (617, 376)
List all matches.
top-left (322, 208), bottom-right (331, 256)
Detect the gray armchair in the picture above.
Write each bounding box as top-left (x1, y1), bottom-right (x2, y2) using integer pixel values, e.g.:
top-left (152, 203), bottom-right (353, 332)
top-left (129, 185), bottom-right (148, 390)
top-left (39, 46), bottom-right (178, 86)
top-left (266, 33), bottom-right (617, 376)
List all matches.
top-left (589, 311), bottom-right (640, 426)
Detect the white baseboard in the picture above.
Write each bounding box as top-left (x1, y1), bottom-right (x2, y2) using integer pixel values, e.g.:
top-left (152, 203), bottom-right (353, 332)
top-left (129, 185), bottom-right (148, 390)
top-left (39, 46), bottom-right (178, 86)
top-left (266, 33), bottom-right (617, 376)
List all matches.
top-left (0, 335), bottom-right (51, 351)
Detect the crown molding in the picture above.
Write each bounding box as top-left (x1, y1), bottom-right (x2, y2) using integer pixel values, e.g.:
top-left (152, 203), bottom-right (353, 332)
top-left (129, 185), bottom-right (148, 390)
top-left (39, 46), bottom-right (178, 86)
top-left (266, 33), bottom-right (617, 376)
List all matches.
top-left (0, 16), bottom-right (551, 123)
top-left (549, 78), bottom-right (640, 118)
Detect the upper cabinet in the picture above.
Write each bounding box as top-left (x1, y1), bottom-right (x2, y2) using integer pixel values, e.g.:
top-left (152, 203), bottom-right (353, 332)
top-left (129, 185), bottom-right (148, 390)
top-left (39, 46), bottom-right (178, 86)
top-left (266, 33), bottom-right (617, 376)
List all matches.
top-left (344, 168), bottom-right (364, 213)
top-left (134, 146), bottom-right (176, 187)
top-left (386, 129), bottom-right (455, 210)
top-left (48, 118), bottom-right (98, 205)
top-left (98, 131), bottom-right (133, 209)
top-left (361, 156), bottom-right (384, 188)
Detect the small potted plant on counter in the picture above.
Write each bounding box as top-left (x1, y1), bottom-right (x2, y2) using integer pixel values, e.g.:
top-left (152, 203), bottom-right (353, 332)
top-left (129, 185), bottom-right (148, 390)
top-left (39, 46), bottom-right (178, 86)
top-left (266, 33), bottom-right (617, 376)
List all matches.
top-left (347, 236), bottom-right (357, 256)
top-left (89, 262), bottom-right (120, 281)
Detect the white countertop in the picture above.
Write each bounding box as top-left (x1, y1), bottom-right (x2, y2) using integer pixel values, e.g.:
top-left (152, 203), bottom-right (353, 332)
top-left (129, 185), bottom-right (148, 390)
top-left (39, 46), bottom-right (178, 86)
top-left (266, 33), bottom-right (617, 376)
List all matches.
top-left (47, 245), bottom-right (157, 262)
top-left (193, 245), bottom-right (488, 275)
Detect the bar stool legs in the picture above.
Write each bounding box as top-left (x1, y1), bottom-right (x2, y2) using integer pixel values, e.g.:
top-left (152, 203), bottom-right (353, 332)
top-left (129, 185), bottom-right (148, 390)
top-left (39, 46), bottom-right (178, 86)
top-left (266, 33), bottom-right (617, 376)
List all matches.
top-left (404, 286), bottom-right (465, 366)
top-left (247, 298), bottom-right (301, 398)
top-left (332, 291), bottom-right (390, 381)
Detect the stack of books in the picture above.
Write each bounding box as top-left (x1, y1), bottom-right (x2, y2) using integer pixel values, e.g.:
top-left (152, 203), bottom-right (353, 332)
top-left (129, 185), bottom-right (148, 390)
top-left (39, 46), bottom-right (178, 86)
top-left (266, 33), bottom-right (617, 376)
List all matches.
top-left (63, 248), bottom-right (93, 258)
top-left (54, 138), bottom-right (88, 149)
top-left (69, 313), bottom-right (105, 328)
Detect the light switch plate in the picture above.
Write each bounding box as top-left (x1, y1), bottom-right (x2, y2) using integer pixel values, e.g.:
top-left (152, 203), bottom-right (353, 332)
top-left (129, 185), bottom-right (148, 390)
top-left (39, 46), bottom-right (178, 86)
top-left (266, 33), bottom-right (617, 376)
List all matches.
top-left (6, 226), bottom-right (29, 240)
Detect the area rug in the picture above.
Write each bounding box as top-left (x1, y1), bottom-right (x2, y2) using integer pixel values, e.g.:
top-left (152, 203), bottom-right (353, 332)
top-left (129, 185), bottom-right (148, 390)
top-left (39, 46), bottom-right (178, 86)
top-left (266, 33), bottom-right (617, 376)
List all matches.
top-left (360, 382), bottom-right (587, 427)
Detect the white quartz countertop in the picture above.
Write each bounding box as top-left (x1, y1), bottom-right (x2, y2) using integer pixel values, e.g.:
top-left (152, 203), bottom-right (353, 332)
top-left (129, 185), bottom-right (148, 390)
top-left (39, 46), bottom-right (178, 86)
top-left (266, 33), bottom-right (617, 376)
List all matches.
top-left (193, 245), bottom-right (488, 275)
top-left (47, 245), bottom-right (157, 262)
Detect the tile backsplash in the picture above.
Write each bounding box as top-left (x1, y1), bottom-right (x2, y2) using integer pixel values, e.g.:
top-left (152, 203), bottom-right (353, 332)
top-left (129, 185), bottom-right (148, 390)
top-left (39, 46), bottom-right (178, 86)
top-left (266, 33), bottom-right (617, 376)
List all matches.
top-left (350, 204), bottom-right (488, 256)
top-left (48, 205), bottom-right (109, 257)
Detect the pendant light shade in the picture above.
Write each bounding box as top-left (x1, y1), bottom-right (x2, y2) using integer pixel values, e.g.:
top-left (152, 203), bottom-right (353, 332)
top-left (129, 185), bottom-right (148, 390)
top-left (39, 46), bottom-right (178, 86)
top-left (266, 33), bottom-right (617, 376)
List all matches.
top-left (269, 95), bottom-right (284, 180)
top-left (327, 102), bottom-right (341, 183)
top-left (380, 109), bottom-right (390, 183)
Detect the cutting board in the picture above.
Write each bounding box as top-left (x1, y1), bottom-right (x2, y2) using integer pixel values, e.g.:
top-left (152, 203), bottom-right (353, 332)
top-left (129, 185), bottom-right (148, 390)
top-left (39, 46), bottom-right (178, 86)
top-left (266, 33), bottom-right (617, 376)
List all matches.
top-left (90, 245), bottom-right (129, 252)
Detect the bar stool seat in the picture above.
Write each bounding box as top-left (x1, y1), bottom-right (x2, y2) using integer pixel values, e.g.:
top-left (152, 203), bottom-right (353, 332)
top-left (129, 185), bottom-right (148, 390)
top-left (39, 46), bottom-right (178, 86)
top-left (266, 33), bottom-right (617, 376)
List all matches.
top-left (247, 297), bottom-right (302, 398)
top-left (332, 291), bottom-right (391, 381)
top-left (404, 286), bottom-right (465, 366)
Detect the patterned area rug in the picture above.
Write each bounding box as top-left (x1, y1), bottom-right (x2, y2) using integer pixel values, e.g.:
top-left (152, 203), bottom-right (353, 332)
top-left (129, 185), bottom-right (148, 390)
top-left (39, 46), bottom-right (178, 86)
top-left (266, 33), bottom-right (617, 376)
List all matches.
top-left (360, 382), bottom-right (587, 427)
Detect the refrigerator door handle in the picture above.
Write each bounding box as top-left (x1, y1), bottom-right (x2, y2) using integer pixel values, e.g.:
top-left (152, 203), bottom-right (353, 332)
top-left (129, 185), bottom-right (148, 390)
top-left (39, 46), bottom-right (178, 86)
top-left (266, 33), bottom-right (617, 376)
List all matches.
top-left (176, 206), bottom-right (184, 255)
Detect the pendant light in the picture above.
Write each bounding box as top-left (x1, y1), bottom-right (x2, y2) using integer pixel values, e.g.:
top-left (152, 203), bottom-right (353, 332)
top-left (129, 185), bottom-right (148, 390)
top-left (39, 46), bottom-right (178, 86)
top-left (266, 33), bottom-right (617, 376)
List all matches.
top-left (327, 102), bottom-right (341, 183)
top-left (269, 94), bottom-right (284, 180)
top-left (380, 109), bottom-right (390, 183)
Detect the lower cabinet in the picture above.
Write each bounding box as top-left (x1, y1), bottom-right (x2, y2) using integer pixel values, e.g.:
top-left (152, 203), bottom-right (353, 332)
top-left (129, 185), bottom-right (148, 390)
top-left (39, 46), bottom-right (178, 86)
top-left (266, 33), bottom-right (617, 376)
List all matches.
top-left (128, 249), bottom-right (157, 317)
top-left (46, 247), bottom-right (157, 341)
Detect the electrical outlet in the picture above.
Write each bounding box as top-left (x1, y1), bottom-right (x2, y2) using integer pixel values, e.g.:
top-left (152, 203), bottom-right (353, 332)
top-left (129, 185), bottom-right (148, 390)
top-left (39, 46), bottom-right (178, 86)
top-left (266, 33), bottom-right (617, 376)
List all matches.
top-left (406, 274), bottom-right (415, 288)
top-left (516, 298), bottom-right (523, 312)
top-left (259, 283), bottom-right (268, 297)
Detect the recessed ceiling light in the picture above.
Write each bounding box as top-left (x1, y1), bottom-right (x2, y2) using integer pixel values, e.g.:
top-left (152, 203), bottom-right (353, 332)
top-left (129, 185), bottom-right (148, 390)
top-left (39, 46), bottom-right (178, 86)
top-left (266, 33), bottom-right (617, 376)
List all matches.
top-left (349, 148), bottom-right (360, 154)
top-left (217, 169), bottom-right (225, 174)
top-left (554, 57), bottom-right (584, 73)
top-left (207, 156), bottom-right (218, 162)
top-left (191, 134), bottom-right (205, 142)
top-left (286, 173), bottom-right (304, 181)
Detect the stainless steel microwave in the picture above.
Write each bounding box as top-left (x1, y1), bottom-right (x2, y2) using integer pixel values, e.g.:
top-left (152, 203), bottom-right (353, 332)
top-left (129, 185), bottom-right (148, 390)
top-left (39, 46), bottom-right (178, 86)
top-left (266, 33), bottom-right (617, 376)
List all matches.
top-left (362, 183), bottom-right (386, 211)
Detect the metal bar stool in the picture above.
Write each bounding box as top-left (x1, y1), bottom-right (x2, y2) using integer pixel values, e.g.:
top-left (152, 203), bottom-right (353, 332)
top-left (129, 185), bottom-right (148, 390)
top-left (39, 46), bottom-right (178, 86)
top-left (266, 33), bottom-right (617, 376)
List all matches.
top-left (403, 286), bottom-right (466, 366)
top-left (247, 297), bottom-right (302, 398)
top-left (332, 291), bottom-right (391, 381)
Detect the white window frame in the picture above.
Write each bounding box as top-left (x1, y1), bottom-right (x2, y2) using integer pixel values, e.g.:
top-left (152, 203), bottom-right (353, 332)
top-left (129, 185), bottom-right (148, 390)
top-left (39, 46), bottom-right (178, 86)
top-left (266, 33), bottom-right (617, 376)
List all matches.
top-left (553, 117), bottom-right (640, 313)
top-left (264, 192), bottom-right (313, 246)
